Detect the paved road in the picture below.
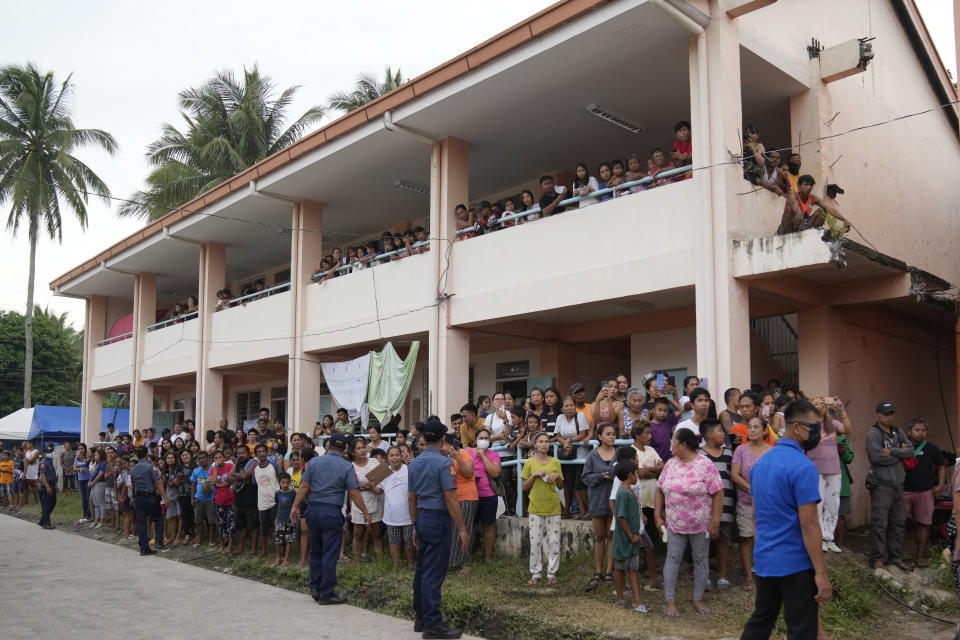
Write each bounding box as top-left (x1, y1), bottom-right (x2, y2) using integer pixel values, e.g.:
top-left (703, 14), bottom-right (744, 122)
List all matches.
top-left (0, 514), bottom-right (480, 640)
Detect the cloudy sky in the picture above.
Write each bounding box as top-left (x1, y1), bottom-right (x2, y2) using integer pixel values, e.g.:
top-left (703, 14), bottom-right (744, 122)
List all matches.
top-left (2, 0), bottom-right (956, 327)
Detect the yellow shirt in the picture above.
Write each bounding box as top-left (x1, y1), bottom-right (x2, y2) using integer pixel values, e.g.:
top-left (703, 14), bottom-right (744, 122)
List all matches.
top-left (521, 456), bottom-right (562, 516)
top-left (290, 468), bottom-right (303, 490)
top-left (0, 460), bottom-right (13, 484)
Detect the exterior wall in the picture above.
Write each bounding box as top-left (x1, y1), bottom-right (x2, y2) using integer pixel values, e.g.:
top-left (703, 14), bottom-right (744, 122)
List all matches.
top-left (630, 327), bottom-right (698, 389)
top-left (830, 306), bottom-right (957, 527)
top-left (738, 0), bottom-right (960, 283)
top-left (209, 291), bottom-right (292, 367)
top-left (105, 296), bottom-right (131, 335)
top-left (470, 347), bottom-right (541, 402)
top-left (140, 318), bottom-right (200, 381)
top-left (573, 341), bottom-right (630, 393)
top-left (448, 181), bottom-right (697, 326)
top-left (302, 254), bottom-right (435, 353)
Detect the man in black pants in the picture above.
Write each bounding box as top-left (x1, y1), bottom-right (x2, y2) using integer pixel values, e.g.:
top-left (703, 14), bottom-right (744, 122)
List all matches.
top-left (129, 448), bottom-right (167, 556)
top-left (741, 401), bottom-right (832, 640)
top-left (37, 450), bottom-right (58, 529)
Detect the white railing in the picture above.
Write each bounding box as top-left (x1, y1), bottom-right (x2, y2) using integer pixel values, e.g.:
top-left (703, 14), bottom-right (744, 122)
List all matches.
top-left (217, 282), bottom-right (291, 310)
top-left (456, 164), bottom-right (694, 236)
top-left (146, 310), bottom-right (198, 332)
top-left (312, 240), bottom-right (430, 280)
top-left (96, 332), bottom-right (133, 346)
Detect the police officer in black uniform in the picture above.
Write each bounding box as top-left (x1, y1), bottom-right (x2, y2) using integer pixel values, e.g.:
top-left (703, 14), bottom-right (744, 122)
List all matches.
top-left (408, 418), bottom-right (469, 639)
top-left (37, 447), bottom-right (58, 529)
top-left (129, 447), bottom-right (168, 556)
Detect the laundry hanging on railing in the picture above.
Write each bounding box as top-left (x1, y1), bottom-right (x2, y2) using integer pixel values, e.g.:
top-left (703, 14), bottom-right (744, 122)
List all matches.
top-left (367, 341), bottom-right (420, 425)
top-left (320, 354), bottom-right (371, 428)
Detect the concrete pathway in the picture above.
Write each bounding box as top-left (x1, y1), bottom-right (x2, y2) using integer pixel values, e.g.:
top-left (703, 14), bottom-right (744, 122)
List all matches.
top-left (0, 514), bottom-right (481, 640)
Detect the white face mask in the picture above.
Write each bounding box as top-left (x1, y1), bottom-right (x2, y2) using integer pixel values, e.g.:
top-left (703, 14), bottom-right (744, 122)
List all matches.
top-left (476, 439), bottom-right (490, 450)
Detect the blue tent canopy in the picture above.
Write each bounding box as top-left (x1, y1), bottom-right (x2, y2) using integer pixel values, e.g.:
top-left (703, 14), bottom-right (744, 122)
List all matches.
top-left (25, 406), bottom-right (130, 440)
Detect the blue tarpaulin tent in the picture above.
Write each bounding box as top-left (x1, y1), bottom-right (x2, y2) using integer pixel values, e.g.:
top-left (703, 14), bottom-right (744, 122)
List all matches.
top-left (0, 406), bottom-right (131, 441)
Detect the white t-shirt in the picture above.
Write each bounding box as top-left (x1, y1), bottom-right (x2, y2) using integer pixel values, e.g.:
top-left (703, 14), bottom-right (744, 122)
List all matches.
top-left (352, 459), bottom-right (384, 517)
top-left (381, 464), bottom-right (411, 527)
top-left (632, 445), bottom-right (663, 508)
top-left (253, 462), bottom-right (279, 510)
top-left (24, 449), bottom-right (39, 479)
top-left (554, 413), bottom-right (590, 459)
top-left (171, 431), bottom-right (186, 444)
top-left (484, 410), bottom-right (513, 458)
top-left (675, 419), bottom-right (699, 438)
top-left (678, 395), bottom-right (694, 422)
top-left (608, 476), bottom-right (646, 534)
top-left (575, 176), bottom-right (601, 208)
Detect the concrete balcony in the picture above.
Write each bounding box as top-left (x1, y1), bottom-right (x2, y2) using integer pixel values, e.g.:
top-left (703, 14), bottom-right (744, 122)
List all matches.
top-left (209, 290), bottom-right (292, 367)
top-left (448, 179), bottom-right (698, 326)
top-left (303, 252), bottom-right (435, 352)
top-left (91, 338), bottom-right (133, 390)
top-left (140, 317), bottom-right (200, 381)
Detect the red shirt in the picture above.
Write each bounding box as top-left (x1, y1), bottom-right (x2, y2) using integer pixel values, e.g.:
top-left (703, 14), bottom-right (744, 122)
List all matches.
top-left (212, 461), bottom-right (234, 506)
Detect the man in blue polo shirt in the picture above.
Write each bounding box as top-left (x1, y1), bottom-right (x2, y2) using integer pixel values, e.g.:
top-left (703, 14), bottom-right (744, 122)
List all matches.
top-left (290, 432), bottom-right (368, 605)
top-left (741, 400), bottom-right (832, 640)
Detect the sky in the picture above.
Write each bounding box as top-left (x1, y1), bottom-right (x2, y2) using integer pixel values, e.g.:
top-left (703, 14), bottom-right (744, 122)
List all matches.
top-left (1, 0), bottom-right (957, 328)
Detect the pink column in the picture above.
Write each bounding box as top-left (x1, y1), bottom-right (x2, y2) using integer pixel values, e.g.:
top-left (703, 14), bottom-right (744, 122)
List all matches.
top-left (797, 306), bottom-right (843, 397)
top-left (288, 200), bottom-right (324, 434)
top-left (196, 242), bottom-right (226, 431)
top-left (131, 273), bottom-right (156, 432)
top-left (430, 137), bottom-right (471, 420)
top-left (81, 296), bottom-right (106, 442)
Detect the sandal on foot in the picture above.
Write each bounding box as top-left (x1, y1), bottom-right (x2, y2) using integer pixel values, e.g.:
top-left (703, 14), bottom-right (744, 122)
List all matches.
top-left (603, 573), bottom-right (615, 586)
top-left (742, 581), bottom-right (754, 591)
top-left (614, 600), bottom-right (626, 609)
top-left (716, 578), bottom-right (730, 590)
top-left (527, 576), bottom-right (540, 585)
top-left (547, 576), bottom-right (557, 586)
top-left (662, 606), bottom-right (681, 619)
top-left (587, 573), bottom-right (603, 590)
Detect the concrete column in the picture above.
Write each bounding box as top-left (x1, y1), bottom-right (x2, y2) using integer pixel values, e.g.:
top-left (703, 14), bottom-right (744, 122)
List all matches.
top-left (539, 342), bottom-right (576, 392)
top-left (702, 2), bottom-right (751, 392)
top-left (429, 137), bottom-right (471, 419)
top-left (81, 296), bottom-right (106, 443)
top-left (797, 306), bottom-right (843, 397)
top-left (196, 242), bottom-right (226, 431)
top-left (288, 200), bottom-right (324, 434)
top-left (131, 273), bottom-right (156, 432)
top-left (788, 61), bottom-right (826, 184)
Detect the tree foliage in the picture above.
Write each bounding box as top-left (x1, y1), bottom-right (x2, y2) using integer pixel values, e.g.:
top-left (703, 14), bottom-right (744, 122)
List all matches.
top-left (118, 65), bottom-right (325, 220)
top-left (327, 66), bottom-right (406, 113)
top-left (0, 306), bottom-right (83, 416)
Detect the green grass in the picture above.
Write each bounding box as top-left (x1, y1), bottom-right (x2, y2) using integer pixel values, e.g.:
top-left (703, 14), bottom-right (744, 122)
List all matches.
top-left (9, 496), bottom-right (952, 640)
top-left (13, 488), bottom-right (84, 522)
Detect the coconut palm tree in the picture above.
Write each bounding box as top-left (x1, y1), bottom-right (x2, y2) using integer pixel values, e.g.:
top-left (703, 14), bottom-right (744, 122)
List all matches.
top-left (328, 66), bottom-right (406, 113)
top-left (118, 65), bottom-right (325, 220)
top-left (0, 63), bottom-right (117, 409)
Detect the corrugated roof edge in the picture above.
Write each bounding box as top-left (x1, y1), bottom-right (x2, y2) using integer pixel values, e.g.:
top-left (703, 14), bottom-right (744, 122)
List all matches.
top-left (50, 0), bottom-right (610, 292)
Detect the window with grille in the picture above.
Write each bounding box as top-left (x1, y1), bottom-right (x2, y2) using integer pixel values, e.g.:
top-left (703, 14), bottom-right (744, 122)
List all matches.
top-left (236, 391), bottom-right (261, 427)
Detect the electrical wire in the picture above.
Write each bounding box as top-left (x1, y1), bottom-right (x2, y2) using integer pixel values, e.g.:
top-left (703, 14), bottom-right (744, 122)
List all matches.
top-left (4, 97), bottom-right (959, 239)
top-left (871, 574), bottom-right (959, 626)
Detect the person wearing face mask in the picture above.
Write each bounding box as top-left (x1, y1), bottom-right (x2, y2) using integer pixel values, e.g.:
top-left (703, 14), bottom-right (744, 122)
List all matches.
top-left (740, 401), bottom-right (832, 640)
top-left (466, 429), bottom-right (502, 564)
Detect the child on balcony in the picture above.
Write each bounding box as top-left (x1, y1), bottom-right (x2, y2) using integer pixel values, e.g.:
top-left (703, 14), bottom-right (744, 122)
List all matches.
top-left (608, 159), bottom-right (627, 197)
top-left (500, 198), bottom-right (517, 228)
top-left (625, 155), bottom-right (647, 194)
top-left (671, 120), bottom-right (692, 179)
top-left (572, 162), bottom-right (600, 208)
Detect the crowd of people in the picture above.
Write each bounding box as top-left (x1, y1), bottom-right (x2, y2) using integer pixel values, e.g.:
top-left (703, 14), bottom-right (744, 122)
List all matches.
top-left (313, 226), bottom-right (430, 280)
top-left (4, 372), bottom-right (958, 639)
top-left (740, 125), bottom-right (851, 236)
top-left (455, 121), bottom-right (692, 239)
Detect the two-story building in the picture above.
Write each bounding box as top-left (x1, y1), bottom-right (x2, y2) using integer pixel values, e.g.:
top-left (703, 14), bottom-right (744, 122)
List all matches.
top-left (52, 0), bottom-right (959, 525)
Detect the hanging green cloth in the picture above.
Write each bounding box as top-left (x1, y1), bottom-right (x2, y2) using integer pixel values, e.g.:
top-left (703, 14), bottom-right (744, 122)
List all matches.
top-left (367, 341), bottom-right (420, 424)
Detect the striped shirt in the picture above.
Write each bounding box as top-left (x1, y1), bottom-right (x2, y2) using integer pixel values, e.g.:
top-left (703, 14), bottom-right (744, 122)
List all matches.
top-left (699, 446), bottom-right (736, 524)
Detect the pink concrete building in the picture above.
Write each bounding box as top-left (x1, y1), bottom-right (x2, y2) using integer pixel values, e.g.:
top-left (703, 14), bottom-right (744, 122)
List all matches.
top-left (52, 0), bottom-right (960, 526)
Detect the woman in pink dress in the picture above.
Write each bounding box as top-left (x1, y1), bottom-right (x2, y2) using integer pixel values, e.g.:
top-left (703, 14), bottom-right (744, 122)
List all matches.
top-left (655, 428), bottom-right (722, 619)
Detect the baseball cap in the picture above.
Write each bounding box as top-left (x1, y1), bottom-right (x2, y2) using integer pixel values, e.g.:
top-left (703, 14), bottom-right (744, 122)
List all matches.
top-left (570, 382), bottom-right (586, 394)
top-left (328, 433), bottom-right (348, 450)
top-left (422, 419), bottom-right (447, 442)
top-left (875, 402), bottom-right (896, 414)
